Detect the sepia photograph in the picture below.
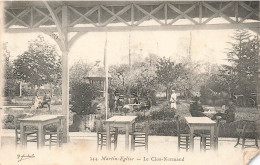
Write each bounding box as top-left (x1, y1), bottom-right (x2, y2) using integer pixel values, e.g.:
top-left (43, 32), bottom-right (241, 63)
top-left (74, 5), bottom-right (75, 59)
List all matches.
top-left (0, 0), bottom-right (260, 164)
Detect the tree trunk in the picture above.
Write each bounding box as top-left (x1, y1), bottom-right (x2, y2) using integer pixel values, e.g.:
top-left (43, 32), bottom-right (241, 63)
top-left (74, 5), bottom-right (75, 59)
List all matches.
top-left (166, 87), bottom-right (169, 100)
top-left (50, 83), bottom-right (53, 97)
top-left (19, 81), bottom-right (22, 97)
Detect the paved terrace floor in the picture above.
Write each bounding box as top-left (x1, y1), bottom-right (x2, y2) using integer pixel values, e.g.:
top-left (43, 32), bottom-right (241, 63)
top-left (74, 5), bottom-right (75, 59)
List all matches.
top-left (1, 129), bottom-right (259, 165)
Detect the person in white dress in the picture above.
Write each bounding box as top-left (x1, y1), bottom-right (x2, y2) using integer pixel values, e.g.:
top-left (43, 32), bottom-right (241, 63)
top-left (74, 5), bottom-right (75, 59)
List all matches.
top-left (31, 94), bottom-right (40, 110)
top-left (170, 90), bottom-right (177, 109)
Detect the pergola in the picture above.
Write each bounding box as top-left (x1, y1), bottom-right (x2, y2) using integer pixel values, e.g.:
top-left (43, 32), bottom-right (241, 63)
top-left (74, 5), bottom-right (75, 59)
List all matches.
top-left (3, 1), bottom-right (260, 143)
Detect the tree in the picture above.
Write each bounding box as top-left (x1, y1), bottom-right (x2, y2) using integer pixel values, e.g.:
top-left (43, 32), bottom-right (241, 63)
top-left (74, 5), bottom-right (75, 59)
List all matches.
top-left (70, 82), bottom-right (99, 115)
top-left (70, 60), bottom-right (92, 84)
top-left (109, 64), bottom-right (130, 94)
top-left (224, 30), bottom-right (258, 103)
top-left (13, 35), bottom-right (61, 94)
top-left (3, 42), bottom-right (19, 97)
top-left (155, 57), bottom-right (185, 99)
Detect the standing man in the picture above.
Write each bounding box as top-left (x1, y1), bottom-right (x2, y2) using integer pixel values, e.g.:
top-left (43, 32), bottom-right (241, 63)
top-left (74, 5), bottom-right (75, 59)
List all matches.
top-left (170, 90), bottom-right (177, 110)
top-left (109, 91), bottom-right (116, 114)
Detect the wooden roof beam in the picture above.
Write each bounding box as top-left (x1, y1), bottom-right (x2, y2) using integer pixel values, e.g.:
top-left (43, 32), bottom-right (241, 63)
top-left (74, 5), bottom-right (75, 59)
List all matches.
top-left (43, 1), bottom-right (64, 42)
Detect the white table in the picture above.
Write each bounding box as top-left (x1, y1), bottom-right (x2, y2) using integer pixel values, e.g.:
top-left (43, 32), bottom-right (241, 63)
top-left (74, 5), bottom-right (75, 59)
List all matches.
top-left (185, 117), bottom-right (216, 151)
top-left (127, 104), bottom-right (141, 111)
top-left (19, 115), bottom-right (64, 148)
top-left (203, 110), bottom-right (217, 118)
top-left (104, 116), bottom-right (137, 151)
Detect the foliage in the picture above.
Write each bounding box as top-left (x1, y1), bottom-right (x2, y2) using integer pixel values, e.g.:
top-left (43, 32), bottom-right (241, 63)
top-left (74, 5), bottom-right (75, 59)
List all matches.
top-left (109, 57), bottom-right (158, 99)
top-left (148, 120), bottom-right (177, 136)
top-left (149, 105), bottom-right (176, 120)
top-left (13, 35), bottom-right (61, 88)
top-left (224, 30), bottom-right (258, 95)
top-left (177, 59), bottom-right (208, 98)
top-left (200, 30), bottom-right (258, 106)
top-left (200, 67), bottom-right (230, 105)
top-left (109, 64), bottom-right (129, 92)
top-left (70, 82), bottom-right (100, 115)
top-left (69, 60), bottom-right (95, 84)
top-left (155, 57), bottom-right (185, 98)
top-left (3, 42), bottom-right (19, 97)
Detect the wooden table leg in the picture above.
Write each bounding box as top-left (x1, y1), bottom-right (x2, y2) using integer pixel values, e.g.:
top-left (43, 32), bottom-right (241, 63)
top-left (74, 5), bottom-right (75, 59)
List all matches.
top-left (190, 127), bottom-right (194, 152)
top-left (20, 122), bottom-right (25, 148)
top-left (106, 123), bottom-right (111, 150)
top-left (210, 126), bottom-right (215, 150)
top-left (38, 124), bottom-right (44, 149)
top-left (114, 128), bottom-right (118, 150)
top-left (125, 124), bottom-right (130, 151)
top-left (57, 121), bottom-right (62, 147)
top-left (131, 123), bottom-right (136, 151)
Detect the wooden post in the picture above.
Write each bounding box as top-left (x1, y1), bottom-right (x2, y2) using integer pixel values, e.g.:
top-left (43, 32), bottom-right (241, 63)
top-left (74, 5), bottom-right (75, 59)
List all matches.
top-left (104, 33), bottom-right (109, 119)
top-left (256, 2), bottom-right (260, 113)
top-left (61, 5), bottom-right (70, 143)
top-left (61, 50), bottom-right (69, 142)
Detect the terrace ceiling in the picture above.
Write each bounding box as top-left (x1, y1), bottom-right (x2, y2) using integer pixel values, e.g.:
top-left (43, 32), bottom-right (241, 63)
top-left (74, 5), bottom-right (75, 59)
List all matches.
top-left (4, 1), bottom-right (260, 33)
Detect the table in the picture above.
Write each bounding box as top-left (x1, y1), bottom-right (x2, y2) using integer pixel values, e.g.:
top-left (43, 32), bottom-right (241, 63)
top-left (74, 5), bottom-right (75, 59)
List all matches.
top-left (203, 106), bottom-right (217, 118)
top-left (185, 117), bottom-right (216, 151)
top-left (203, 111), bottom-right (217, 118)
top-left (104, 116), bottom-right (137, 151)
top-left (127, 104), bottom-right (141, 111)
top-left (19, 115), bottom-right (64, 148)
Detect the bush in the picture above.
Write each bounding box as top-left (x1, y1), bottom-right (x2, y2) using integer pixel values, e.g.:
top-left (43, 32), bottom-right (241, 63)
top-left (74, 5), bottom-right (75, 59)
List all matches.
top-left (70, 82), bottom-right (99, 115)
top-left (135, 112), bottom-right (148, 122)
top-left (149, 120), bottom-right (177, 136)
top-left (150, 105), bottom-right (175, 120)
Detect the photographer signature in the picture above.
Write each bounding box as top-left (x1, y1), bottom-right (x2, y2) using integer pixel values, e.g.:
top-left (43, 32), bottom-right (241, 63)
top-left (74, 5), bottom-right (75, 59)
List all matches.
top-left (17, 154), bottom-right (35, 162)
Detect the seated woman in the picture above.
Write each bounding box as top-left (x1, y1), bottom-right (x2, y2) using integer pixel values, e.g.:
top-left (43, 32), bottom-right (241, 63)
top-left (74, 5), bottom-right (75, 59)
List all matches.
top-left (189, 97), bottom-right (206, 117)
top-left (211, 99), bottom-right (236, 123)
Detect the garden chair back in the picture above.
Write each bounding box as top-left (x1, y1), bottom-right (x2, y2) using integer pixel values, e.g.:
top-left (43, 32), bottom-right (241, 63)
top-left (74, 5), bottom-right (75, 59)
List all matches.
top-left (200, 117), bottom-right (221, 151)
top-left (96, 118), bottom-right (118, 150)
top-left (130, 118), bottom-right (149, 152)
top-left (234, 119), bottom-right (260, 149)
top-left (14, 113), bottom-right (38, 147)
top-left (175, 115), bottom-right (192, 151)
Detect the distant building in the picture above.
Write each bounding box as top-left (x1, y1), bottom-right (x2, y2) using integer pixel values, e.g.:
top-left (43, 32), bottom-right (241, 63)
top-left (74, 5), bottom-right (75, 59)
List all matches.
top-left (85, 68), bottom-right (112, 97)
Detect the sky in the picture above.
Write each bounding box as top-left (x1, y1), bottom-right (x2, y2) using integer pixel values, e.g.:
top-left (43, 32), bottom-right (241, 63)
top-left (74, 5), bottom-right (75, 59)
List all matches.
top-left (2, 28), bottom-right (235, 68)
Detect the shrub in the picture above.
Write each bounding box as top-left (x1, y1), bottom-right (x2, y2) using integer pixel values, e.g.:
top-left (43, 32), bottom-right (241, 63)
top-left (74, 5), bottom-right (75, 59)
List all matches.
top-left (150, 105), bottom-right (175, 120)
top-left (70, 82), bottom-right (99, 115)
top-left (135, 112), bottom-right (148, 122)
top-left (149, 120), bottom-right (177, 136)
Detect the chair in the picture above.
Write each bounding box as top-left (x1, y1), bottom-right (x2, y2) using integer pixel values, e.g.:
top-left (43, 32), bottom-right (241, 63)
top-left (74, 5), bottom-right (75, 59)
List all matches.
top-left (96, 119), bottom-right (118, 150)
top-left (234, 119), bottom-right (259, 149)
top-left (130, 121), bottom-right (149, 152)
top-left (45, 116), bottom-right (64, 148)
top-left (14, 114), bottom-right (38, 147)
top-left (176, 115), bottom-right (192, 151)
top-left (200, 117), bottom-right (221, 151)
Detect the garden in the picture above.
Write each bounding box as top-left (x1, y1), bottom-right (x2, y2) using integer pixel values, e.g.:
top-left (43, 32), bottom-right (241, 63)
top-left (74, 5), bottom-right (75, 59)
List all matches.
top-left (3, 95), bottom-right (259, 139)
top-left (2, 29), bottom-right (259, 139)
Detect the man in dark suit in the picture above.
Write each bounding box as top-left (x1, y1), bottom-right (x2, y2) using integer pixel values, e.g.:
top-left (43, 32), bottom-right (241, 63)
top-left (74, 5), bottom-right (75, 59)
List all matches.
top-left (189, 97), bottom-right (206, 117)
